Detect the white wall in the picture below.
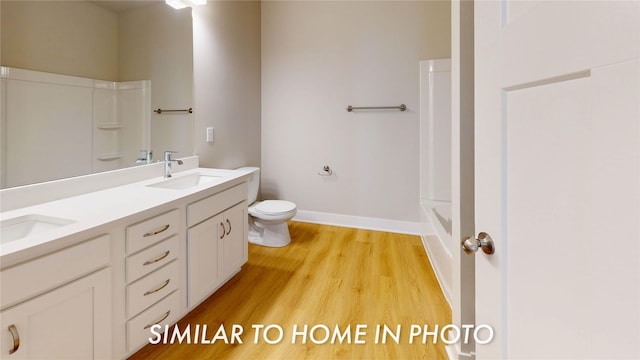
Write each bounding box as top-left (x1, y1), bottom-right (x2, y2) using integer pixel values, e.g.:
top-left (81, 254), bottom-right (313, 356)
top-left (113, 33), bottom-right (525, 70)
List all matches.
top-left (261, 1), bottom-right (450, 226)
top-left (192, 1), bottom-right (262, 170)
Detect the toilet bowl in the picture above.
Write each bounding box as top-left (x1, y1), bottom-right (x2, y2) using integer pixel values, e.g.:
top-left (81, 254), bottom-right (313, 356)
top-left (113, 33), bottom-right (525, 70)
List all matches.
top-left (237, 167), bottom-right (297, 247)
top-left (248, 200), bottom-right (297, 247)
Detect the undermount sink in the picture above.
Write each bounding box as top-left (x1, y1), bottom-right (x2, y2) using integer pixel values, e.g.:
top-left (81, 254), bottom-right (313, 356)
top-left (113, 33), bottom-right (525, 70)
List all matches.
top-left (147, 173), bottom-right (222, 190)
top-left (0, 215), bottom-right (76, 245)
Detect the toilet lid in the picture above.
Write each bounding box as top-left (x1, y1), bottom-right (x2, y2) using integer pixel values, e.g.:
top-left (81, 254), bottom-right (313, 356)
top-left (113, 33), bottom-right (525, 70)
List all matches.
top-left (255, 200), bottom-right (296, 215)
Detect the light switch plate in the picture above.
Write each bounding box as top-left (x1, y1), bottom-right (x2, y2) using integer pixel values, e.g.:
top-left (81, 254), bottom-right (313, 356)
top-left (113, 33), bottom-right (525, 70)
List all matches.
top-left (206, 127), bottom-right (214, 142)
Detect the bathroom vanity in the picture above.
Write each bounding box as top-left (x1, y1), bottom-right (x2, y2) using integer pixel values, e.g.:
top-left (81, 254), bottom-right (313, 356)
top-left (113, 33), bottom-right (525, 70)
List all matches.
top-left (0, 158), bottom-right (249, 359)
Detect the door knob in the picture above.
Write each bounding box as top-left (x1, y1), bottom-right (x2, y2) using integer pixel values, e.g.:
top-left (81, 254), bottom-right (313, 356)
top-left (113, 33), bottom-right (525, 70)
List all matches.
top-left (462, 232), bottom-right (495, 255)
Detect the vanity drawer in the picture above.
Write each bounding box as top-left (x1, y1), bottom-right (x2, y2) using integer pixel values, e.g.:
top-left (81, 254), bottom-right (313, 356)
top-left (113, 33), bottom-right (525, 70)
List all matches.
top-left (127, 290), bottom-right (181, 352)
top-left (126, 235), bottom-right (179, 283)
top-left (127, 209), bottom-right (180, 255)
top-left (127, 260), bottom-right (179, 318)
top-left (1, 234), bottom-right (110, 309)
top-left (187, 182), bottom-right (247, 227)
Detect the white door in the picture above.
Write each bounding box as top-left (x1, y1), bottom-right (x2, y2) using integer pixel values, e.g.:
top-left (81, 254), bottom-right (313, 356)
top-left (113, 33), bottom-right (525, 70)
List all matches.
top-left (474, 1), bottom-right (639, 358)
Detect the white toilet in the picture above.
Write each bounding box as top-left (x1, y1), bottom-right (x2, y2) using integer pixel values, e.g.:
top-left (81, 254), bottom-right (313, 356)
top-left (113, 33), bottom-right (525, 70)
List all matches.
top-left (237, 167), bottom-right (297, 247)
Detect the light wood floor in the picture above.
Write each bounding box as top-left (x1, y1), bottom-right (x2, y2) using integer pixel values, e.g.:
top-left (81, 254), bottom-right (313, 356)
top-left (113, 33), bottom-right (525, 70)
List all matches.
top-left (129, 221), bottom-right (451, 359)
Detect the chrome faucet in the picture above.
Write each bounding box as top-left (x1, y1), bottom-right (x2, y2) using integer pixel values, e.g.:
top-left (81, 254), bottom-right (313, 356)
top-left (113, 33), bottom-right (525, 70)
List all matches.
top-left (135, 150), bottom-right (153, 164)
top-left (163, 151), bottom-right (184, 178)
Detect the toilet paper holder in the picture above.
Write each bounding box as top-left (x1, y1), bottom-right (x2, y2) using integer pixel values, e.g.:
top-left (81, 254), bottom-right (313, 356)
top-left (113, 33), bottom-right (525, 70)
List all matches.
top-left (318, 165), bottom-right (333, 176)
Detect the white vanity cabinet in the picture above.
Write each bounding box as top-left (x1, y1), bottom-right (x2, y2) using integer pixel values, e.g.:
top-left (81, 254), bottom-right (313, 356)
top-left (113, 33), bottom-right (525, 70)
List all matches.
top-left (186, 183), bottom-right (248, 307)
top-left (124, 209), bottom-right (182, 353)
top-left (0, 166), bottom-right (251, 359)
top-left (0, 236), bottom-right (112, 359)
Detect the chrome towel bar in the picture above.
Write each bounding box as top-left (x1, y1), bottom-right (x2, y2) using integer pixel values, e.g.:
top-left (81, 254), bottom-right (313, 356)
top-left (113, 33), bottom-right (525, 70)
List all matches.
top-left (347, 104), bottom-right (406, 112)
top-left (154, 108), bottom-right (193, 114)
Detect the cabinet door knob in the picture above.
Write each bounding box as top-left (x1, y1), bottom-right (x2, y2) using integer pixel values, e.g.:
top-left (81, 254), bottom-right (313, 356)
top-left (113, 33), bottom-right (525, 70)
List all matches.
top-left (8, 324), bottom-right (19, 354)
top-left (225, 219), bottom-right (232, 236)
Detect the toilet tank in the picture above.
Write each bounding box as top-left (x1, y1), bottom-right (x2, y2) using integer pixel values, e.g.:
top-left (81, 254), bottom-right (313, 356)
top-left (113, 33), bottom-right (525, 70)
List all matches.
top-left (236, 167), bottom-right (260, 204)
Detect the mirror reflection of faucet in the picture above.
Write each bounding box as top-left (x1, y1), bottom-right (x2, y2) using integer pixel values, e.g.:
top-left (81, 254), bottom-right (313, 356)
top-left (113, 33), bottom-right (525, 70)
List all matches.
top-left (163, 151), bottom-right (184, 178)
top-left (136, 150), bottom-right (153, 164)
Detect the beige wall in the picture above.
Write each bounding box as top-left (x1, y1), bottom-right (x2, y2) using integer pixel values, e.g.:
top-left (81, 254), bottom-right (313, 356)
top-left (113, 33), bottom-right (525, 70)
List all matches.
top-left (2, 0), bottom-right (450, 225)
top-left (119, 4), bottom-right (194, 158)
top-left (192, 1), bottom-right (262, 169)
top-left (1, 1), bottom-right (118, 81)
top-left (261, 1), bottom-right (450, 222)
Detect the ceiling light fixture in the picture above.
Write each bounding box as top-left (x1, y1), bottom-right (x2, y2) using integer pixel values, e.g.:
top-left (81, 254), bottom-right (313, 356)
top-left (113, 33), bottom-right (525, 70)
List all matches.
top-left (165, 0), bottom-right (206, 10)
top-left (165, 0), bottom-right (187, 10)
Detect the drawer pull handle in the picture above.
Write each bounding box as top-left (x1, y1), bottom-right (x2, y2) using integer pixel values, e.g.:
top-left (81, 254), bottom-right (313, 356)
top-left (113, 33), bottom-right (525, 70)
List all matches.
top-left (143, 224), bottom-right (170, 237)
top-left (144, 279), bottom-right (171, 296)
top-left (8, 324), bottom-right (19, 354)
top-left (226, 219), bottom-right (232, 235)
top-left (143, 310), bottom-right (171, 329)
top-left (143, 250), bottom-right (171, 266)
top-left (219, 222), bottom-right (225, 239)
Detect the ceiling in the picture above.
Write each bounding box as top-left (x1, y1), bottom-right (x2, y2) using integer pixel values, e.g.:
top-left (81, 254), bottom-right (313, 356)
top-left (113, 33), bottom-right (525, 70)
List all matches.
top-left (90, 1), bottom-right (162, 14)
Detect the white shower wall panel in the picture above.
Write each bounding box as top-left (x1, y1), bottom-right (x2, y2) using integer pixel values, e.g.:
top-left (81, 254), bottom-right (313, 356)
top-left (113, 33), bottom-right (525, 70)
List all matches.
top-left (420, 59), bottom-right (452, 203)
top-left (92, 83), bottom-right (118, 173)
top-left (1, 67), bottom-right (150, 187)
top-left (427, 64), bottom-right (452, 202)
top-left (418, 58), bottom-right (453, 305)
top-left (3, 73), bottom-right (94, 187)
top-left (116, 81), bottom-right (150, 170)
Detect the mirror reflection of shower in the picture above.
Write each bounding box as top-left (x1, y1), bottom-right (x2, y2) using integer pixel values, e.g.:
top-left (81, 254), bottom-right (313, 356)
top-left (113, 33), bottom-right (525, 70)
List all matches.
top-left (420, 58), bottom-right (452, 245)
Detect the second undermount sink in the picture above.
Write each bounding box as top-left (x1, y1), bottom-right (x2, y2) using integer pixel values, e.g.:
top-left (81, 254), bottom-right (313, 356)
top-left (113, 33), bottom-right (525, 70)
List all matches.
top-left (0, 215), bottom-right (76, 245)
top-left (147, 173), bottom-right (222, 190)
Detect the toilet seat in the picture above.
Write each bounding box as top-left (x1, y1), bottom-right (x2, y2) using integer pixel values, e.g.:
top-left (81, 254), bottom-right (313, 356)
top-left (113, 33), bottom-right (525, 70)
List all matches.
top-left (248, 200), bottom-right (297, 221)
top-left (255, 200), bottom-right (296, 215)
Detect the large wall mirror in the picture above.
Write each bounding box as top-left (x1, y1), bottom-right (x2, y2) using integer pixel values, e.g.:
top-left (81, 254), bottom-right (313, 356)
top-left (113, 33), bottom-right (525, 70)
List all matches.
top-left (0, 0), bottom-right (194, 189)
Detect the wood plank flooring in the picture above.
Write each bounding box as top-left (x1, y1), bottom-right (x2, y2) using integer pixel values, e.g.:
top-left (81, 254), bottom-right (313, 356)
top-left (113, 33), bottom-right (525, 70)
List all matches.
top-left (129, 221), bottom-right (451, 359)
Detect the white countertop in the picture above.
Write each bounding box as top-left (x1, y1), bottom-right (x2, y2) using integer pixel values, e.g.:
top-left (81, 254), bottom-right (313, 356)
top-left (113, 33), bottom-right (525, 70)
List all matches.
top-left (0, 164), bottom-right (250, 267)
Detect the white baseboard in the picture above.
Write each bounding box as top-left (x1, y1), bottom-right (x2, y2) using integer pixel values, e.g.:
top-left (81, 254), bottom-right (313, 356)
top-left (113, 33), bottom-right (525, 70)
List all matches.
top-left (293, 210), bottom-right (430, 236)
